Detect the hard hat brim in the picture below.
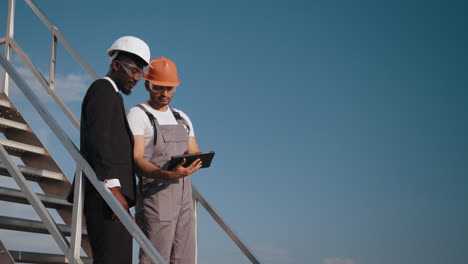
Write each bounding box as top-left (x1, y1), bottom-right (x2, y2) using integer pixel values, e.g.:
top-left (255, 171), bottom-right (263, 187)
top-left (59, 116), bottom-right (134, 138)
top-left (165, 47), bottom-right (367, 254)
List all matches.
top-left (146, 78), bottom-right (180, 87)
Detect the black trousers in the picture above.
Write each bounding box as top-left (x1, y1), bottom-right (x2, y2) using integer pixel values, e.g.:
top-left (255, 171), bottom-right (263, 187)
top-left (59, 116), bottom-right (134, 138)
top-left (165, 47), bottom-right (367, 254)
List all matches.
top-left (84, 191), bottom-right (132, 264)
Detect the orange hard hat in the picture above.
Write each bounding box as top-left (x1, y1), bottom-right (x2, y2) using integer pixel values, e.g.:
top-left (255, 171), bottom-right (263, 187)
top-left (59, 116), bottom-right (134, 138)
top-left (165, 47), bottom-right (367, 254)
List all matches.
top-left (143, 57), bottom-right (180, 87)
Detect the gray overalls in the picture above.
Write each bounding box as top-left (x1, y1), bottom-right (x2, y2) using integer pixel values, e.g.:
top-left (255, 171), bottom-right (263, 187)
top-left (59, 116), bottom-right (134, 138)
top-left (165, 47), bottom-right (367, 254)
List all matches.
top-left (136, 106), bottom-right (195, 264)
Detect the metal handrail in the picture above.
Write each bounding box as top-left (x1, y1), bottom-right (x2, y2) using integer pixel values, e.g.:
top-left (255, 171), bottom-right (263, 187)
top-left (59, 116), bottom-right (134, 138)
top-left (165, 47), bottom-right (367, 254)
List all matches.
top-left (24, 0), bottom-right (99, 81)
top-left (0, 52), bottom-right (167, 264)
top-left (2, 0), bottom-right (262, 263)
top-left (7, 38), bottom-right (80, 128)
top-left (192, 186), bottom-right (260, 264)
top-left (1, 0), bottom-right (96, 129)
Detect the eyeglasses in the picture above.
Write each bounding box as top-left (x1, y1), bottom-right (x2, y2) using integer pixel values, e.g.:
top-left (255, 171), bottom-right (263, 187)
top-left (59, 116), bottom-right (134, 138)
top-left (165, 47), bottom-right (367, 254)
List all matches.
top-left (116, 61), bottom-right (144, 79)
top-left (149, 83), bottom-right (176, 93)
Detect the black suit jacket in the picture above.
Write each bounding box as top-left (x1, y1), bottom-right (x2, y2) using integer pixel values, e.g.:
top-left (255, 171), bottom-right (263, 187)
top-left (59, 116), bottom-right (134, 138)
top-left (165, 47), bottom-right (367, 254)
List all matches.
top-left (69, 79), bottom-right (136, 206)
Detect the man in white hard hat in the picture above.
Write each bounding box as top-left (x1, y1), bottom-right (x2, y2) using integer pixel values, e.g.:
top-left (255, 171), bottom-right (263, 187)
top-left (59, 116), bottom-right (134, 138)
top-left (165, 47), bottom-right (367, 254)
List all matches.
top-left (68, 36), bottom-right (150, 264)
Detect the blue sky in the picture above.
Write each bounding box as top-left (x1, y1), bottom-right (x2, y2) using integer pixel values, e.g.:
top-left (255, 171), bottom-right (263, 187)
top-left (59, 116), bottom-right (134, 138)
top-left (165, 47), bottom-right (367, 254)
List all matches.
top-left (0, 0), bottom-right (467, 264)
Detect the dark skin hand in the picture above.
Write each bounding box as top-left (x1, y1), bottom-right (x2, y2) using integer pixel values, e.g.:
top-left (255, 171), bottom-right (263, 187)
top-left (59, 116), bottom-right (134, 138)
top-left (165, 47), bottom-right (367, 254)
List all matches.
top-left (109, 158), bottom-right (202, 221)
top-left (109, 187), bottom-right (134, 222)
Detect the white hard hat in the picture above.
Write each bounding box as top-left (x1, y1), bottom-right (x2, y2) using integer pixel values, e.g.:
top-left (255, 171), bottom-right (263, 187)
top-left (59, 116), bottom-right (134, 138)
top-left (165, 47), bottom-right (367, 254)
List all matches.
top-left (107, 36), bottom-right (151, 65)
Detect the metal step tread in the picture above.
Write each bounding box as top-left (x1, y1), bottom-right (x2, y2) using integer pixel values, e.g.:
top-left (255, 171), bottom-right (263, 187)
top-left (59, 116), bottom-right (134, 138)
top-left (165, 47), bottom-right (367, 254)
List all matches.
top-left (0, 163), bottom-right (64, 181)
top-left (0, 215), bottom-right (87, 237)
top-left (0, 186), bottom-right (71, 209)
top-left (0, 138), bottom-right (46, 155)
top-left (0, 117), bottom-right (29, 131)
top-left (9, 250), bottom-right (92, 264)
top-left (0, 99), bottom-right (12, 108)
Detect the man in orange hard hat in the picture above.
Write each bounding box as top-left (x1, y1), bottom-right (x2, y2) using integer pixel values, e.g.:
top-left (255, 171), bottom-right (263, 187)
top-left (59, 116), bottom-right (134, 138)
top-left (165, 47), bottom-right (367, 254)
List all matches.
top-left (127, 57), bottom-right (202, 264)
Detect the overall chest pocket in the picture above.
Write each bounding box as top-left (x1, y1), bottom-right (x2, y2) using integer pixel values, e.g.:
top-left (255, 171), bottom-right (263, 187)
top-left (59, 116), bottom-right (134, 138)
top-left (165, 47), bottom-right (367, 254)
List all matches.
top-left (161, 125), bottom-right (188, 143)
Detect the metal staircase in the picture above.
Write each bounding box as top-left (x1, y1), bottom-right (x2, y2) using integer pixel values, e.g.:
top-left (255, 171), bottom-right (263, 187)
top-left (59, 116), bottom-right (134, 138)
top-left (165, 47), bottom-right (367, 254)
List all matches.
top-left (0, 94), bottom-right (93, 262)
top-left (0, 0), bottom-right (261, 263)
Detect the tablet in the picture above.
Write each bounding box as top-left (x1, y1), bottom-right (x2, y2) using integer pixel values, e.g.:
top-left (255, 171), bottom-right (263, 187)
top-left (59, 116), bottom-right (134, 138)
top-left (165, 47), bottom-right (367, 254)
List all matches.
top-left (168, 151), bottom-right (215, 170)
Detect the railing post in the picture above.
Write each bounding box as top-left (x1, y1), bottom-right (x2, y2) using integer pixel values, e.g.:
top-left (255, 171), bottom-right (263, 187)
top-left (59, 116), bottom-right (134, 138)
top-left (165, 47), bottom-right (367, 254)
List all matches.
top-left (192, 185), bottom-right (261, 264)
top-left (49, 32), bottom-right (57, 93)
top-left (193, 198), bottom-right (198, 264)
top-left (24, 0), bottom-right (100, 81)
top-left (2, 0), bottom-right (15, 95)
top-left (69, 167), bottom-right (85, 264)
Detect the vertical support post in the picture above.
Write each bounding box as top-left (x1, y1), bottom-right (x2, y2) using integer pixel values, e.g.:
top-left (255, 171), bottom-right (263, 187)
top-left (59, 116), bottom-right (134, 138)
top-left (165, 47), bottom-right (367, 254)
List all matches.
top-left (69, 168), bottom-right (85, 264)
top-left (193, 198), bottom-right (198, 264)
top-left (49, 32), bottom-right (57, 92)
top-left (2, 0), bottom-right (16, 95)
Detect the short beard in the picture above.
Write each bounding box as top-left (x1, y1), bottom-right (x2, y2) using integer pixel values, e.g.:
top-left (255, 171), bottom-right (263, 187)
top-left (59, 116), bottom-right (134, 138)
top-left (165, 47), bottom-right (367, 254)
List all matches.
top-left (121, 89), bottom-right (132, 96)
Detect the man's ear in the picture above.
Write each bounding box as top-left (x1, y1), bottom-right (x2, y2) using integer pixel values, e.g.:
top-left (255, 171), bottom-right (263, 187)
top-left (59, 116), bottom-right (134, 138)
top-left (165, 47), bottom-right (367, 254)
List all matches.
top-left (111, 61), bottom-right (119, 71)
top-left (144, 81), bottom-right (150, 92)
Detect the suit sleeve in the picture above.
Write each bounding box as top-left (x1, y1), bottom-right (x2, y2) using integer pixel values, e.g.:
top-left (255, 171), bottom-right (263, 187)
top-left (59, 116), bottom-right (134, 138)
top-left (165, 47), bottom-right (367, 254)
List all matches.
top-left (84, 82), bottom-right (118, 181)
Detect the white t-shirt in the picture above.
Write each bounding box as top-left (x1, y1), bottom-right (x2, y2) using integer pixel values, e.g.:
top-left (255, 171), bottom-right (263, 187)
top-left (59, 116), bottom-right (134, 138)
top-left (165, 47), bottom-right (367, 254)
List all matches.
top-left (127, 102), bottom-right (195, 161)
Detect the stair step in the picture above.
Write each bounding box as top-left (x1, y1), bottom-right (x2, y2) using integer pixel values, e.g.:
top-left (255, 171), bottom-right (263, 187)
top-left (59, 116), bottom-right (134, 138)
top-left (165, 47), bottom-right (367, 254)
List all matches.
top-left (0, 138), bottom-right (46, 156)
top-left (0, 163), bottom-right (65, 181)
top-left (9, 250), bottom-right (92, 264)
top-left (0, 117), bottom-right (30, 132)
top-left (0, 99), bottom-right (12, 108)
top-left (0, 187), bottom-right (71, 209)
top-left (0, 216), bottom-right (87, 237)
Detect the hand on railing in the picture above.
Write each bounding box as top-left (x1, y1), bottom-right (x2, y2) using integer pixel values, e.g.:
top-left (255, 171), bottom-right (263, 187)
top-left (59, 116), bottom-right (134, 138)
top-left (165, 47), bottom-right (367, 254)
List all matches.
top-left (108, 187), bottom-right (130, 222)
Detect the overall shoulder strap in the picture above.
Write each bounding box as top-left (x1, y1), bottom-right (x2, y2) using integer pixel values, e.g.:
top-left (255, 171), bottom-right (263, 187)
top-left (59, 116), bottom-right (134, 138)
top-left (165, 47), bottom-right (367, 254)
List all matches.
top-left (170, 107), bottom-right (191, 135)
top-left (136, 104), bottom-right (158, 145)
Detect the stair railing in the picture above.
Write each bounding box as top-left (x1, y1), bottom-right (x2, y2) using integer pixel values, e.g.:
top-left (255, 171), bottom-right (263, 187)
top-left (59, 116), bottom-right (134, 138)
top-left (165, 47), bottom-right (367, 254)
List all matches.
top-left (0, 51), bottom-right (167, 264)
top-left (1, 0), bottom-right (261, 263)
